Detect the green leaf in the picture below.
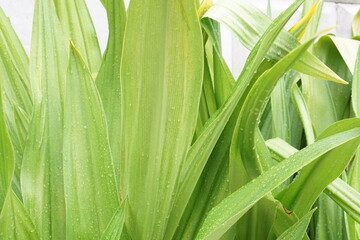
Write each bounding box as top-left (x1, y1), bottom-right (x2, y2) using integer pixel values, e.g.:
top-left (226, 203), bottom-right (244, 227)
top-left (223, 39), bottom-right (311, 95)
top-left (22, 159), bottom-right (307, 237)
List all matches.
top-left (352, 46), bottom-right (360, 116)
top-left (20, 0), bottom-right (67, 238)
top-left (204, 0), bottom-right (346, 84)
top-left (291, 83), bottom-right (315, 144)
top-left (348, 149), bottom-right (360, 239)
top-left (277, 119), bottom-right (360, 218)
top-left (349, 44), bottom-right (360, 240)
top-left (302, 35), bottom-right (352, 136)
top-left (202, 18), bottom-right (235, 106)
top-left (324, 178), bottom-right (360, 223)
top-left (63, 44), bottom-right (119, 239)
top-left (276, 209), bottom-right (316, 240)
top-left (0, 76), bottom-right (14, 213)
top-left (329, 36), bottom-right (360, 75)
top-left (168, 1), bottom-right (306, 238)
top-left (0, 7), bottom-right (32, 196)
top-left (119, 0), bottom-right (203, 238)
top-left (53, 0), bottom-right (102, 76)
top-left (353, 10), bottom-right (360, 37)
top-left (0, 192), bottom-right (40, 239)
top-left (271, 71), bottom-right (303, 148)
top-left (96, 0), bottom-right (126, 188)
top-left (267, 137), bottom-right (360, 224)
top-left (231, 36), bottom-right (316, 179)
top-left (315, 194), bottom-right (346, 240)
top-left (196, 126), bottom-right (360, 240)
top-left (100, 201), bottom-right (126, 240)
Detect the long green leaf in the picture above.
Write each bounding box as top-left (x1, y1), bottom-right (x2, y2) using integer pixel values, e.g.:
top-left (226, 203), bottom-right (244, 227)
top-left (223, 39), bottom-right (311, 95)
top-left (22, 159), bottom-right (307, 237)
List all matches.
top-left (349, 45), bottom-right (360, 239)
top-left (0, 76), bottom-right (14, 212)
top-left (302, 35), bottom-right (352, 136)
top-left (204, 0), bottom-right (346, 84)
top-left (0, 7), bottom-right (32, 196)
top-left (196, 127), bottom-right (360, 240)
top-left (352, 46), bottom-right (360, 116)
top-left (20, 0), bottom-right (67, 238)
top-left (276, 209), bottom-right (316, 240)
top-left (63, 45), bottom-right (119, 239)
top-left (277, 118), bottom-right (360, 218)
top-left (53, 0), bottom-right (102, 76)
top-left (267, 137), bottom-right (360, 224)
top-left (100, 201), bottom-right (126, 240)
top-left (0, 192), bottom-right (40, 239)
top-left (96, 0), bottom-right (126, 188)
top-left (291, 83), bottom-right (315, 144)
top-left (324, 178), bottom-right (360, 223)
top-left (353, 10), bottom-right (360, 37)
top-left (119, 0), bottom-right (203, 238)
top-left (329, 36), bottom-right (360, 75)
top-left (231, 36), bottom-right (316, 179)
top-left (167, 1), bottom-right (305, 238)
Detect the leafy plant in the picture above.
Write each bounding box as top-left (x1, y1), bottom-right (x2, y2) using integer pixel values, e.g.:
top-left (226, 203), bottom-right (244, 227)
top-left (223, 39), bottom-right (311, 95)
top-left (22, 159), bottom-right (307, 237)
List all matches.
top-left (0, 0), bottom-right (359, 239)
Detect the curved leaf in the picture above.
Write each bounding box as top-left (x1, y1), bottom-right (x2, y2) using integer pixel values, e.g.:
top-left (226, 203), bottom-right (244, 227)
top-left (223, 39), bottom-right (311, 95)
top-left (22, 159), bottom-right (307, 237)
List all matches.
top-left (20, 0), bottom-right (68, 238)
top-left (53, 0), bottom-right (102, 75)
top-left (196, 127), bottom-right (360, 240)
top-left (96, 0), bottom-right (126, 188)
top-left (120, 0), bottom-right (203, 238)
top-left (63, 45), bottom-right (119, 239)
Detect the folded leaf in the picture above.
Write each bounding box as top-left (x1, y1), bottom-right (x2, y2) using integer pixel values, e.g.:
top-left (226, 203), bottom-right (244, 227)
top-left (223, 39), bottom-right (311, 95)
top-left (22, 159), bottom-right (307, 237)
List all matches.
top-left (63, 45), bottom-right (119, 239)
top-left (21, 0), bottom-right (67, 238)
top-left (53, 0), bottom-right (102, 76)
top-left (100, 201), bottom-right (126, 240)
top-left (196, 126), bottom-right (360, 240)
top-left (276, 209), bottom-right (316, 240)
top-left (0, 78), bottom-right (14, 213)
top-left (168, 1), bottom-right (305, 238)
top-left (120, 0), bottom-right (203, 238)
top-left (0, 192), bottom-right (40, 239)
top-left (0, 7), bottom-right (32, 196)
top-left (96, 0), bottom-right (126, 188)
top-left (204, 0), bottom-right (346, 84)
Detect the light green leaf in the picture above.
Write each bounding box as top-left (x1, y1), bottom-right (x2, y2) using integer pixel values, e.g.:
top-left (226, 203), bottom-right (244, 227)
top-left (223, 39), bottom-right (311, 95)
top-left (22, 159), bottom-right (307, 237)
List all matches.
top-left (231, 36), bottom-right (316, 179)
top-left (302, 35), bottom-right (352, 136)
top-left (352, 46), bottom-right (360, 116)
top-left (276, 209), bottom-right (316, 240)
top-left (202, 18), bottom-right (235, 106)
top-left (325, 178), bottom-right (360, 223)
top-left (100, 201), bottom-right (126, 240)
top-left (352, 10), bottom-right (360, 37)
top-left (266, 137), bottom-right (360, 224)
top-left (348, 149), bottom-right (360, 240)
top-left (0, 77), bottom-right (14, 213)
top-left (329, 36), bottom-right (360, 75)
top-left (20, 0), bottom-right (67, 238)
top-left (271, 71), bottom-right (303, 148)
top-left (53, 0), bottom-right (102, 76)
top-left (204, 0), bottom-right (346, 84)
top-left (277, 119), bottom-right (360, 218)
top-left (96, 0), bottom-right (126, 188)
top-left (291, 83), bottom-right (315, 144)
top-left (0, 191), bottom-right (40, 239)
top-left (0, 7), bottom-right (32, 196)
top-left (119, 0), bottom-right (203, 238)
top-left (169, 1), bottom-right (305, 238)
top-left (315, 194), bottom-right (346, 240)
top-left (63, 45), bottom-right (119, 239)
top-left (196, 127), bottom-right (360, 240)
top-left (349, 44), bottom-right (360, 240)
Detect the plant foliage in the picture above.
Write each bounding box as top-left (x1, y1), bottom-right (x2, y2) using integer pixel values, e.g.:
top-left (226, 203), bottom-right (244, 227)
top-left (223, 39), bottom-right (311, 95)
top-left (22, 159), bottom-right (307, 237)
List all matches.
top-left (0, 0), bottom-right (359, 239)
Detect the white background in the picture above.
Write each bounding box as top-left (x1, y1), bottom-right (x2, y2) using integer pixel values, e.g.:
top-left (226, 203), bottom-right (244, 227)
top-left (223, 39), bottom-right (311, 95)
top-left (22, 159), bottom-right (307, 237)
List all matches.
top-left (0, 0), bottom-right (359, 76)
